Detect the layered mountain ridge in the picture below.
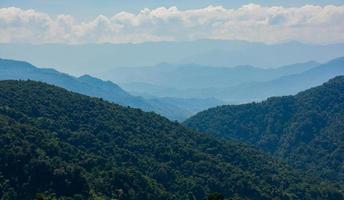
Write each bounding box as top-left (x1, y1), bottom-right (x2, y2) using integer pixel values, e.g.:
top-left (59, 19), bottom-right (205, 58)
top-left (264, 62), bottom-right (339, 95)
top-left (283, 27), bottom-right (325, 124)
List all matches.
top-left (0, 58), bottom-right (222, 121)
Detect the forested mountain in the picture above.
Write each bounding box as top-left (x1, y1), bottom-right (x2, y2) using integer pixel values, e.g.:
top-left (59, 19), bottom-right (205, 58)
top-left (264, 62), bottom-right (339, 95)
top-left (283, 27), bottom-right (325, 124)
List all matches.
top-left (184, 76), bottom-right (344, 183)
top-left (0, 58), bottom-right (221, 120)
top-left (0, 80), bottom-right (343, 200)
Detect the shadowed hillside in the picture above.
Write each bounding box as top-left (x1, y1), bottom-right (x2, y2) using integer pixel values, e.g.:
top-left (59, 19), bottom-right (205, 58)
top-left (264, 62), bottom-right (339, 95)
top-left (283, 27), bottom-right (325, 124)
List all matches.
top-left (185, 76), bottom-right (344, 183)
top-left (0, 80), bottom-right (342, 199)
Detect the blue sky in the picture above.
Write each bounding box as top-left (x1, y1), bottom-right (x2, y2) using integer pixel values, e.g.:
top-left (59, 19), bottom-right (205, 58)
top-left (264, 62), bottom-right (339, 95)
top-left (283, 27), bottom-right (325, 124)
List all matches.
top-left (1, 0), bottom-right (344, 19)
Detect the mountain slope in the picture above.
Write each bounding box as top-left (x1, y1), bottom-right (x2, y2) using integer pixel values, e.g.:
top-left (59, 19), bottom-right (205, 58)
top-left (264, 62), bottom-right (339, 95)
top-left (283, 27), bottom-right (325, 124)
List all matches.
top-left (0, 80), bottom-right (343, 200)
top-left (0, 58), bottom-right (221, 120)
top-left (146, 97), bottom-right (222, 121)
top-left (133, 57), bottom-right (342, 103)
top-left (106, 61), bottom-right (319, 91)
top-left (215, 57), bottom-right (344, 102)
top-left (0, 58), bottom-right (148, 106)
top-left (184, 76), bottom-right (344, 183)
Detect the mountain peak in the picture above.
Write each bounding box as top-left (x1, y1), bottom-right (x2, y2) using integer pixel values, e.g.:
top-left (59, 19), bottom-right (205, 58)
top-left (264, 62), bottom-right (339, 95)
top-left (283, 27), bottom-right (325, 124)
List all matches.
top-left (78, 74), bottom-right (94, 80)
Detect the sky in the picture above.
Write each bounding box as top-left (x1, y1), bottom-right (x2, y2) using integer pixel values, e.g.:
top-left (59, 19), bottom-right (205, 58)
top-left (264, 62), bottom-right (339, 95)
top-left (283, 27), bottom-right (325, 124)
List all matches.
top-left (2, 0), bottom-right (344, 17)
top-left (1, 0), bottom-right (344, 44)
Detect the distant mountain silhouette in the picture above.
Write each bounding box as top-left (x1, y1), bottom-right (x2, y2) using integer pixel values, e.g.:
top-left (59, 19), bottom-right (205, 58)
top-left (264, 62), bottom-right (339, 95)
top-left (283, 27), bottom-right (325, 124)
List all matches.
top-left (0, 58), bottom-right (222, 121)
top-left (1, 40), bottom-right (343, 74)
top-left (216, 57), bottom-right (344, 102)
top-left (119, 57), bottom-right (344, 104)
top-left (180, 41), bottom-right (344, 68)
top-left (113, 61), bottom-right (319, 93)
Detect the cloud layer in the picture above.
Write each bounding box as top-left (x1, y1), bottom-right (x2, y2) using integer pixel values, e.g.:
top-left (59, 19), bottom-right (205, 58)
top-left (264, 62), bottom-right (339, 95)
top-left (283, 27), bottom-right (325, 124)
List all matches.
top-left (1, 4), bottom-right (344, 44)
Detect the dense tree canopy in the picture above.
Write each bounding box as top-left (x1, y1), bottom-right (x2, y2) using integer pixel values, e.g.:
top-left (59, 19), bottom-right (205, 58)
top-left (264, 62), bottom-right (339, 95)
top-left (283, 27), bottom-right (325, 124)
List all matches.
top-left (185, 76), bottom-right (344, 184)
top-left (0, 80), bottom-right (343, 200)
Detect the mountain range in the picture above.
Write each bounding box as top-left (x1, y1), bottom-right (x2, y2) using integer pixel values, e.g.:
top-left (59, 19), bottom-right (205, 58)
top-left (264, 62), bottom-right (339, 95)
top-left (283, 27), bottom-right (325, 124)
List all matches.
top-left (0, 80), bottom-right (342, 200)
top-left (115, 57), bottom-right (344, 104)
top-left (0, 58), bottom-right (222, 121)
top-left (1, 40), bottom-right (344, 75)
top-left (213, 57), bottom-right (344, 102)
top-left (2, 56), bottom-right (343, 120)
top-left (107, 61), bottom-right (319, 90)
top-left (184, 76), bottom-right (344, 184)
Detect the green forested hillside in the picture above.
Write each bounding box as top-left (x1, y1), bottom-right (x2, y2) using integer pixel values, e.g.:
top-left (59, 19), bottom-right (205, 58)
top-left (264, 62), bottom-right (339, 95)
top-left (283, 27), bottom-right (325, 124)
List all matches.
top-left (0, 81), bottom-right (342, 200)
top-left (185, 76), bottom-right (344, 183)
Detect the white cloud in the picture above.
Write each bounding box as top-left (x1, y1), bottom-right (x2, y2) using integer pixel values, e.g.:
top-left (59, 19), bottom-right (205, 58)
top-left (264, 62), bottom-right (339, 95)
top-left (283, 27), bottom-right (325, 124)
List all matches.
top-left (0, 4), bottom-right (344, 44)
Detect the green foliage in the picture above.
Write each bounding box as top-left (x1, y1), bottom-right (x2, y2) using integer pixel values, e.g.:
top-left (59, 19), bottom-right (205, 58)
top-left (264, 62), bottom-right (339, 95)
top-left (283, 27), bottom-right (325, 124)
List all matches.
top-left (0, 80), bottom-right (343, 200)
top-left (206, 193), bottom-right (224, 200)
top-left (185, 76), bottom-right (344, 184)
top-left (35, 193), bottom-right (58, 200)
